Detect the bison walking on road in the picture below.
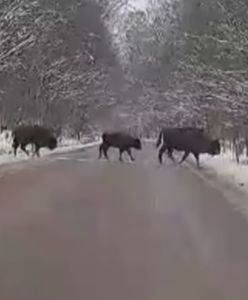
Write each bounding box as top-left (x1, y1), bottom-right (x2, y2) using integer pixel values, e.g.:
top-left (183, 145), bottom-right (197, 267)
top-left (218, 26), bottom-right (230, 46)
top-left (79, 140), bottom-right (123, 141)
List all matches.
top-left (156, 127), bottom-right (220, 168)
top-left (12, 125), bottom-right (58, 157)
top-left (99, 131), bottom-right (142, 162)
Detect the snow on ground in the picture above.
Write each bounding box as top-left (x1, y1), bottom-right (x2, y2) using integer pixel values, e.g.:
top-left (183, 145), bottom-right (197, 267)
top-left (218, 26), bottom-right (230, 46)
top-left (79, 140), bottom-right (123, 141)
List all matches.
top-left (0, 130), bottom-right (101, 166)
top-left (1, 132), bottom-right (248, 197)
top-left (188, 151), bottom-right (248, 221)
top-left (200, 151), bottom-right (248, 193)
top-left (145, 138), bottom-right (248, 195)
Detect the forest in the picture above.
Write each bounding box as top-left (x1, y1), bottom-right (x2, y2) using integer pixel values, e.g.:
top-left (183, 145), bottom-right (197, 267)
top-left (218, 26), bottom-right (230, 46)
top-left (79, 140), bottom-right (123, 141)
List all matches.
top-left (0, 0), bottom-right (248, 160)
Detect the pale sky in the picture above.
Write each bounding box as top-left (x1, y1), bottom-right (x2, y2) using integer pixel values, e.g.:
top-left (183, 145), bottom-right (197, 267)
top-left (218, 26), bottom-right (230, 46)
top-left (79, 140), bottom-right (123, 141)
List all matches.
top-left (132, 0), bottom-right (148, 9)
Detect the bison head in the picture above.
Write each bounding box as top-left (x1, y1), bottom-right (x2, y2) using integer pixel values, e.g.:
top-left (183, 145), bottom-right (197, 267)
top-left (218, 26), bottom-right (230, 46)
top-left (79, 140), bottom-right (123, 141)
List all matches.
top-left (133, 138), bottom-right (142, 150)
top-left (48, 137), bottom-right (57, 150)
top-left (209, 139), bottom-right (221, 155)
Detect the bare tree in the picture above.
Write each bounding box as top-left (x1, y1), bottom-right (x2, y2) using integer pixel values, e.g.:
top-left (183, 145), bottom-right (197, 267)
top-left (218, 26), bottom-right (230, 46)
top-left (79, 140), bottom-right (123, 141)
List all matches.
top-left (0, 0), bottom-right (122, 138)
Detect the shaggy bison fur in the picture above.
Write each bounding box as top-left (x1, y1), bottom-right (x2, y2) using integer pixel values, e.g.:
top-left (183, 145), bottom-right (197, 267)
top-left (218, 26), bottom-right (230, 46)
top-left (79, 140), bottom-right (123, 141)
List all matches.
top-left (99, 131), bottom-right (142, 162)
top-left (156, 127), bottom-right (220, 167)
top-left (12, 125), bottom-right (57, 157)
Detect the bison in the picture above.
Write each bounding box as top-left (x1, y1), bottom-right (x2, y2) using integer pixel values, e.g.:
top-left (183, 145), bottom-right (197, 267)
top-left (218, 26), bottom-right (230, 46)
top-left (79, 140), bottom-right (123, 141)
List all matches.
top-left (99, 131), bottom-right (142, 162)
top-left (12, 125), bottom-right (57, 157)
top-left (156, 127), bottom-right (220, 168)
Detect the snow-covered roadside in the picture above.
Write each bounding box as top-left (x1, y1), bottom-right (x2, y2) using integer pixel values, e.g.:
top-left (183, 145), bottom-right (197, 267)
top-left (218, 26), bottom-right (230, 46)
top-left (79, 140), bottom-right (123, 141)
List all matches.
top-left (186, 151), bottom-right (248, 221)
top-left (199, 151), bottom-right (248, 192)
top-left (0, 130), bottom-right (101, 166)
top-left (145, 138), bottom-right (248, 194)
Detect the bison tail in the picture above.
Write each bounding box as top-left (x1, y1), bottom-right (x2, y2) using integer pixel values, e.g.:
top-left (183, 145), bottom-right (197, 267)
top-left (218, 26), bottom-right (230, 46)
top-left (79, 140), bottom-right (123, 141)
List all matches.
top-left (156, 130), bottom-right (163, 148)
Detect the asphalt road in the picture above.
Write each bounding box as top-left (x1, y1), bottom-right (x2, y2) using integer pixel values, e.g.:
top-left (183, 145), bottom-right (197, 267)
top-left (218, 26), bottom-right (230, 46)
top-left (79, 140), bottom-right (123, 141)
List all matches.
top-left (0, 143), bottom-right (248, 300)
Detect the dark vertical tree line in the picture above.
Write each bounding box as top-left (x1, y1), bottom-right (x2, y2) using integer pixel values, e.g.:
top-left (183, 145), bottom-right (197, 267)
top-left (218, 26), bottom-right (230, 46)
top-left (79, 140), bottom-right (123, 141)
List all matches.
top-left (0, 0), bottom-right (124, 137)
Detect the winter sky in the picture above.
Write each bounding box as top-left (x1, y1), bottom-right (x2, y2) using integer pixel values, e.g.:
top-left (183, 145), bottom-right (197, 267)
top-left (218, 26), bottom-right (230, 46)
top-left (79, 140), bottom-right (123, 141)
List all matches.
top-left (132, 0), bottom-right (148, 9)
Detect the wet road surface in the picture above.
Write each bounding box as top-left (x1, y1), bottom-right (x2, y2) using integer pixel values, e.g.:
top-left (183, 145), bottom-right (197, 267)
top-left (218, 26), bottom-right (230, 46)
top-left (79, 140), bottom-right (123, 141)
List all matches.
top-left (0, 143), bottom-right (248, 299)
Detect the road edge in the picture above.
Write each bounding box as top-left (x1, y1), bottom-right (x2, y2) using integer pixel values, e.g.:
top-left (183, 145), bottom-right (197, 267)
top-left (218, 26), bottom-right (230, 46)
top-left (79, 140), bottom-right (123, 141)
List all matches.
top-left (185, 159), bottom-right (248, 221)
top-left (0, 140), bottom-right (101, 169)
top-left (145, 139), bottom-right (248, 220)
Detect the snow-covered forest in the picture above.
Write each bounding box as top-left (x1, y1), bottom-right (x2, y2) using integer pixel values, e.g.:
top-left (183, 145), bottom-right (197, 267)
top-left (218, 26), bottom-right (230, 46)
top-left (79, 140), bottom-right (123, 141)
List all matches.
top-left (0, 0), bottom-right (248, 161)
top-left (0, 0), bottom-right (124, 138)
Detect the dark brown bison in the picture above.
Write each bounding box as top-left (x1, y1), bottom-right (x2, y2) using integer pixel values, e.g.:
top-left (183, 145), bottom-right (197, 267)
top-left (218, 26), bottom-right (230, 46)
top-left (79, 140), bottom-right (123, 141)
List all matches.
top-left (156, 127), bottom-right (220, 167)
top-left (12, 125), bottom-right (57, 157)
top-left (99, 131), bottom-right (142, 162)
top-left (155, 127), bottom-right (205, 148)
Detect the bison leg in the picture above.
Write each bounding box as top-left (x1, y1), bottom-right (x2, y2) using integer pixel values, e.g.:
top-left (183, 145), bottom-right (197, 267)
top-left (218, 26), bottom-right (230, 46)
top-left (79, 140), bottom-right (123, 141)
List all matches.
top-left (119, 149), bottom-right (124, 162)
top-left (103, 145), bottom-right (109, 159)
top-left (34, 144), bottom-right (40, 157)
top-left (99, 143), bottom-right (109, 160)
top-left (31, 144), bottom-right (36, 157)
top-left (193, 153), bottom-right (200, 168)
top-left (13, 146), bottom-right (18, 156)
top-left (167, 148), bottom-right (175, 162)
top-left (179, 151), bottom-right (190, 164)
top-left (126, 149), bottom-right (135, 161)
top-left (20, 144), bottom-right (29, 156)
top-left (158, 144), bottom-right (167, 164)
top-left (12, 139), bottom-right (19, 156)
top-left (98, 143), bottom-right (103, 159)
